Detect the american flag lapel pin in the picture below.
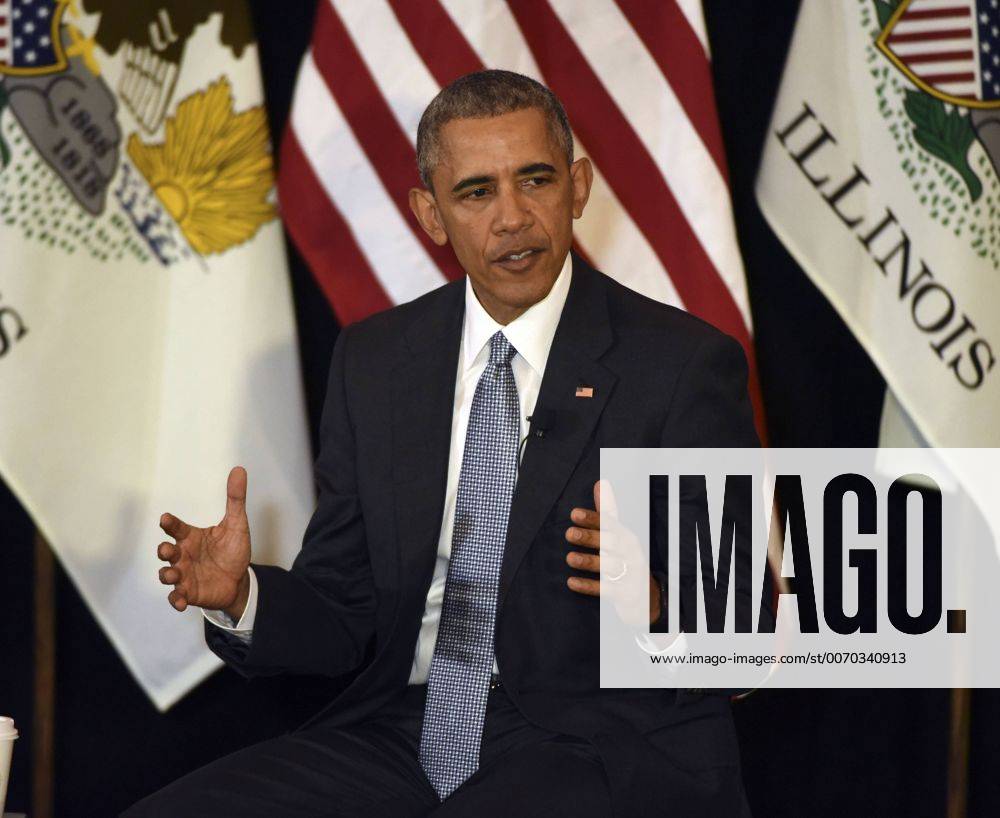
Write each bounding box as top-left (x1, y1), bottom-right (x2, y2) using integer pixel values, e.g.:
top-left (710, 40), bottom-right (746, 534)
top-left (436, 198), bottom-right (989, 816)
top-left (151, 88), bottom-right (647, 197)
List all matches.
top-left (575, 385), bottom-right (594, 398)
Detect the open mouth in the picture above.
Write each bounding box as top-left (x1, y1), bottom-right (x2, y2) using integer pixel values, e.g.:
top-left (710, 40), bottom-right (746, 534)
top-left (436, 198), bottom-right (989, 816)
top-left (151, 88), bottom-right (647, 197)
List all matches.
top-left (501, 249), bottom-right (536, 261)
top-left (493, 247), bottom-right (544, 268)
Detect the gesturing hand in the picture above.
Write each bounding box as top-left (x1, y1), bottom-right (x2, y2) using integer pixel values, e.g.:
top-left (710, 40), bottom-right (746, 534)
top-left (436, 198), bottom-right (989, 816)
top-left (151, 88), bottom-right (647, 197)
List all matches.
top-left (565, 480), bottom-right (661, 626)
top-left (157, 466), bottom-right (252, 620)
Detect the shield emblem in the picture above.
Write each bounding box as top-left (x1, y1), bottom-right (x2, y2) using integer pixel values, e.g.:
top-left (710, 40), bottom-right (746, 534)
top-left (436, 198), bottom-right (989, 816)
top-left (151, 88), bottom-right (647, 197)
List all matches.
top-left (0, 0), bottom-right (68, 77)
top-left (876, 0), bottom-right (1000, 110)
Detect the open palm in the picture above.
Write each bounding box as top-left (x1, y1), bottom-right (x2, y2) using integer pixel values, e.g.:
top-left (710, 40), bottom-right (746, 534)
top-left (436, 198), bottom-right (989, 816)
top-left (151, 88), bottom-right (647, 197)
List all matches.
top-left (157, 466), bottom-right (252, 613)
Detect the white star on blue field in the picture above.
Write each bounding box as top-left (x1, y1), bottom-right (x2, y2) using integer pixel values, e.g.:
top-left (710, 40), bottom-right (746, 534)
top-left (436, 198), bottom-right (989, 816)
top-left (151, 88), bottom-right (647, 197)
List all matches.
top-left (979, 0), bottom-right (1000, 98)
top-left (10, 0), bottom-right (57, 69)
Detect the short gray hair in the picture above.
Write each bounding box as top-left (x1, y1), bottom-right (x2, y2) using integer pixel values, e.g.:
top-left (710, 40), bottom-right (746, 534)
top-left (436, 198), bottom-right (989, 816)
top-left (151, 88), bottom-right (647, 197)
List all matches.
top-left (416, 69), bottom-right (574, 190)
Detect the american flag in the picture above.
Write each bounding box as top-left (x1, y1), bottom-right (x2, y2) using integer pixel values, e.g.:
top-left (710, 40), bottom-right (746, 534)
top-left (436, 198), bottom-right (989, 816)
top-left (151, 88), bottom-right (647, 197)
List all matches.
top-left (883, 0), bottom-right (1000, 102)
top-left (277, 0), bottom-right (765, 435)
top-left (0, 0), bottom-right (59, 72)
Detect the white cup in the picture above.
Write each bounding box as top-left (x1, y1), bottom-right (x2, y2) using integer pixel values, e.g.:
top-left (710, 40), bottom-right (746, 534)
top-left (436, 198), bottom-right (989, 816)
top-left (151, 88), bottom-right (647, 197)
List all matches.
top-left (0, 716), bottom-right (17, 816)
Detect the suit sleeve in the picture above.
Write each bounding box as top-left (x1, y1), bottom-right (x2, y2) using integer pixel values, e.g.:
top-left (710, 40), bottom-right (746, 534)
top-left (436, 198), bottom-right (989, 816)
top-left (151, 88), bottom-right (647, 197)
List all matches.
top-left (205, 324), bottom-right (377, 678)
top-left (652, 332), bottom-right (765, 699)
top-left (658, 331), bottom-right (759, 451)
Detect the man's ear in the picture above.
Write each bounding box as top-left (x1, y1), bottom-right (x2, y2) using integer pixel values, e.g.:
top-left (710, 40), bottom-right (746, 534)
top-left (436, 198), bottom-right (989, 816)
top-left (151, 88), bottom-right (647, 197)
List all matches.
top-left (409, 187), bottom-right (449, 246)
top-left (569, 157), bottom-right (594, 220)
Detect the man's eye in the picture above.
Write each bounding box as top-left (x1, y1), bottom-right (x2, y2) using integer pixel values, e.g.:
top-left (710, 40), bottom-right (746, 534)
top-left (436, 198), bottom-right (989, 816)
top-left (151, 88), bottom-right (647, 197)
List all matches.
top-left (466, 187), bottom-right (489, 199)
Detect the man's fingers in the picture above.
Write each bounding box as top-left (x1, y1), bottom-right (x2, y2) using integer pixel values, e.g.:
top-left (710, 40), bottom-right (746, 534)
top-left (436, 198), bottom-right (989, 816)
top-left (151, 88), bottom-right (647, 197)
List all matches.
top-left (567, 551), bottom-right (627, 575)
top-left (158, 566), bottom-right (181, 586)
top-left (567, 551), bottom-right (600, 572)
top-left (157, 541), bottom-right (179, 563)
top-left (566, 525), bottom-right (599, 549)
top-left (159, 513), bottom-right (191, 541)
top-left (225, 466), bottom-right (248, 523)
top-left (567, 576), bottom-right (600, 596)
top-left (167, 589), bottom-right (188, 611)
top-left (569, 506), bottom-right (599, 529)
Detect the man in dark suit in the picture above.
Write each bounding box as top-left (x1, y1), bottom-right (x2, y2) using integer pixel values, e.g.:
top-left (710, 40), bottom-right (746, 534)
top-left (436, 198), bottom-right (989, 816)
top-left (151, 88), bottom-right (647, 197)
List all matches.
top-left (128, 69), bottom-right (759, 817)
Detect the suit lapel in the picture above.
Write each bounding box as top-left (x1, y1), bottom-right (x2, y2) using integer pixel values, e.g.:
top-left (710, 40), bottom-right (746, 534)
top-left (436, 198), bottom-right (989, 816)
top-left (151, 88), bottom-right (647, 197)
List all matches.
top-left (390, 282), bottom-right (465, 603)
top-left (498, 254), bottom-right (618, 609)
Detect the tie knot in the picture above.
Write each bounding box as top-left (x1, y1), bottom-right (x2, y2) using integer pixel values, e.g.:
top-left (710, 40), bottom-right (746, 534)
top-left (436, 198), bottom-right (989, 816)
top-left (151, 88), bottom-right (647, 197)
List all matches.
top-left (488, 331), bottom-right (516, 367)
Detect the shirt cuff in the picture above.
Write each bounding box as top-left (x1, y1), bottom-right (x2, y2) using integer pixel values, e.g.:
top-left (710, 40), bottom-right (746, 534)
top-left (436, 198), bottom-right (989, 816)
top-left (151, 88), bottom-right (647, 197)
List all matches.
top-left (635, 629), bottom-right (688, 658)
top-left (201, 566), bottom-right (258, 641)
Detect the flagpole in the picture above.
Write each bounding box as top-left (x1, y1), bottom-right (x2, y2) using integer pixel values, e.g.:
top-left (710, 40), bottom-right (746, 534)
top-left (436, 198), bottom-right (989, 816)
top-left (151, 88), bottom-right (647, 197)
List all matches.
top-left (33, 530), bottom-right (55, 818)
top-left (946, 688), bottom-right (971, 818)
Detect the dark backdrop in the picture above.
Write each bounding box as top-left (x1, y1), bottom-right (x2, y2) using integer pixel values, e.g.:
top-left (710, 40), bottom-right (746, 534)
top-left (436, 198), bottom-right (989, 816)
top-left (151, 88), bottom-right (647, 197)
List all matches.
top-left (2, 2), bottom-right (998, 815)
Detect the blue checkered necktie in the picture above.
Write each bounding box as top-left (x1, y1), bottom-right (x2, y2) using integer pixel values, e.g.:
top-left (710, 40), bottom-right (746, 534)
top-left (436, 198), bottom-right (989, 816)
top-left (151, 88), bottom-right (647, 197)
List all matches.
top-left (419, 330), bottom-right (520, 800)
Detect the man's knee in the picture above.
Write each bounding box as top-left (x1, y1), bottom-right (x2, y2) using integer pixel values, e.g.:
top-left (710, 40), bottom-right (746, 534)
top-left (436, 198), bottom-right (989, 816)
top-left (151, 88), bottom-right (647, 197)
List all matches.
top-left (119, 724), bottom-right (435, 818)
top-left (120, 779), bottom-right (190, 818)
top-left (117, 738), bottom-right (291, 818)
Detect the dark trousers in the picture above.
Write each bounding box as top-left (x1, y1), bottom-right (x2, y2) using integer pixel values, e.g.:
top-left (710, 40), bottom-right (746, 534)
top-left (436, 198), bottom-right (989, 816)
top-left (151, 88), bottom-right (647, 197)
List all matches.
top-left (121, 682), bottom-right (613, 818)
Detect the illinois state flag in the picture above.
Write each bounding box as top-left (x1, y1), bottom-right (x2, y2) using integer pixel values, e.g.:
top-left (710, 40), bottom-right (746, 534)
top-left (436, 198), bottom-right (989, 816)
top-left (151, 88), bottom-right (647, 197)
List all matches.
top-left (757, 0), bottom-right (1000, 450)
top-left (0, 1), bottom-right (313, 709)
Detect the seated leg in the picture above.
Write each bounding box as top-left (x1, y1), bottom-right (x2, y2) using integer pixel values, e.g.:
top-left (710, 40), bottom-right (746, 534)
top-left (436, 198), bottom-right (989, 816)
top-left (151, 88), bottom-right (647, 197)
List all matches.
top-left (430, 734), bottom-right (612, 818)
top-left (121, 693), bottom-right (438, 818)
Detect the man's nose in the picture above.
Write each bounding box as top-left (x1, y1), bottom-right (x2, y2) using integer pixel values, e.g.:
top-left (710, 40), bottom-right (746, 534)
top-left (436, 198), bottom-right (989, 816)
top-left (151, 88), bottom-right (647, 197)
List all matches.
top-left (492, 185), bottom-right (533, 233)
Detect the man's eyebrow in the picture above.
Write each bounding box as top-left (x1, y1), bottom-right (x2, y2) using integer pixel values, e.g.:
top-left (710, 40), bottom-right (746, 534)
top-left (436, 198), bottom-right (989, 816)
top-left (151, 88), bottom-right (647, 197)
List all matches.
top-left (451, 174), bottom-right (494, 194)
top-left (517, 162), bottom-right (557, 176)
top-left (450, 163), bottom-right (558, 194)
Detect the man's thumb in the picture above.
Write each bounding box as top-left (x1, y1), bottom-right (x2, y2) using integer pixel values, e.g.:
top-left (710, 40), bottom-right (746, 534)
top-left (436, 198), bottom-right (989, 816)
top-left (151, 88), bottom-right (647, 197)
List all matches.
top-left (596, 478), bottom-right (619, 518)
top-left (225, 466), bottom-right (248, 521)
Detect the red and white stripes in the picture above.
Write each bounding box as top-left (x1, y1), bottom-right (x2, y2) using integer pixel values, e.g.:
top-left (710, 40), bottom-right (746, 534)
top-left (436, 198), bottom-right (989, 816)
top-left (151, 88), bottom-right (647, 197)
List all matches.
top-left (886, 0), bottom-right (981, 100)
top-left (0, 0), bottom-right (11, 66)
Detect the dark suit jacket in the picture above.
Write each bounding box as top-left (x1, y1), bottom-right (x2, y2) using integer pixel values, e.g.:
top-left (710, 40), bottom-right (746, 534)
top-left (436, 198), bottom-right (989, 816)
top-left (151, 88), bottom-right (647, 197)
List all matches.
top-left (207, 251), bottom-right (760, 817)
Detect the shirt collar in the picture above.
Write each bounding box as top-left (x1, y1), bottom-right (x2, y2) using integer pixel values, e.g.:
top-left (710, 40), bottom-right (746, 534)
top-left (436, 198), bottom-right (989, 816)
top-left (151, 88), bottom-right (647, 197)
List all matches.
top-left (462, 250), bottom-right (572, 376)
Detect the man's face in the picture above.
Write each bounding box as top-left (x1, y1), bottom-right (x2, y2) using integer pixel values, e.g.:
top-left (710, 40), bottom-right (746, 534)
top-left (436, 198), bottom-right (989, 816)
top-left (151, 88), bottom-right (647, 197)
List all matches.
top-left (409, 107), bottom-right (593, 324)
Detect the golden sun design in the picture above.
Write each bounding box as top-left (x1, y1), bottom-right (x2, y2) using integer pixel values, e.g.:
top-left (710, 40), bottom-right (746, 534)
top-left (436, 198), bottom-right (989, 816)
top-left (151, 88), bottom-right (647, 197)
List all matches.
top-left (127, 77), bottom-right (277, 255)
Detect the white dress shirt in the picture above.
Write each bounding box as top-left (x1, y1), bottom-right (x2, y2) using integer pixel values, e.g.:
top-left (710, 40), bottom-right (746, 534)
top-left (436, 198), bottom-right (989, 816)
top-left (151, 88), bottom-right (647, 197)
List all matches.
top-left (204, 251), bottom-right (573, 685)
